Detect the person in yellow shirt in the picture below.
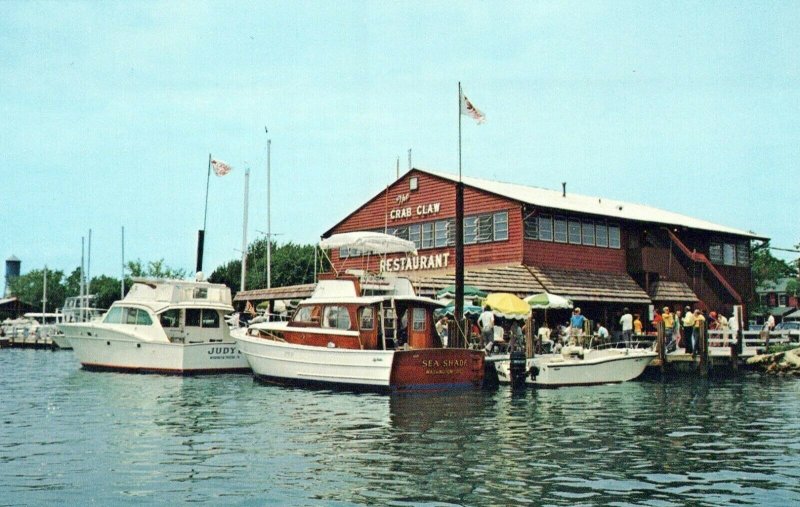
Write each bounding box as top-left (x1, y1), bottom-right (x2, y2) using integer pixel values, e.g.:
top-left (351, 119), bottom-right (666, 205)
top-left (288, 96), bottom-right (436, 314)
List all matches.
top-left (692, 309), bottom-right (706, 356)
top-left (633, 314), bottom-right (643, 335)
top-left (662, 307), bottom-right (675, 351)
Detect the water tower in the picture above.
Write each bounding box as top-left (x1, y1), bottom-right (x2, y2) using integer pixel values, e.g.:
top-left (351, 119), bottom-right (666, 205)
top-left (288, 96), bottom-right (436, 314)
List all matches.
top-left (5, 255), bottom-right (21, 297)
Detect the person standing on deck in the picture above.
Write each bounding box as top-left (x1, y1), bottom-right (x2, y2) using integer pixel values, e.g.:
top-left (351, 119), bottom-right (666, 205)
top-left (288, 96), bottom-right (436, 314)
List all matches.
top-left (662, 307), bottom-right (675, 352)
top-left (570, 308), bottom-right (586, 344)
top-left (478, 306), bottom-right (495, 351)
top-left (633, 314), bottom-right (643, 336)
top-left (673, 310), bottom-right (683, 348)
top-left (683, 306), bottom-right (696, 354)
top-left (693, 309), bottom-right (706, 356)
top-left (620, 308), bottom-right (633, 348)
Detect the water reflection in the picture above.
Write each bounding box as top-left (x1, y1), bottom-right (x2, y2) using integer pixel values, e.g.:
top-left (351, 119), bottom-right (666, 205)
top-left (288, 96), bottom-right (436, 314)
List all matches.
top-left (3, 349), bottom-right (800, 506)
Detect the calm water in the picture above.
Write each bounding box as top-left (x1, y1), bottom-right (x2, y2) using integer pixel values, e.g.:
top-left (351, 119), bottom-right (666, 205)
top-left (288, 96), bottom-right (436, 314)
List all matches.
top-left (2, 349), bottom-right (800, 506)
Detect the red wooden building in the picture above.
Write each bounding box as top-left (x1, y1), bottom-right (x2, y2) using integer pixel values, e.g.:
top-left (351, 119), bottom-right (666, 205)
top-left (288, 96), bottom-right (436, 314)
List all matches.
top-left (322, 168), bottom-right (765, 327)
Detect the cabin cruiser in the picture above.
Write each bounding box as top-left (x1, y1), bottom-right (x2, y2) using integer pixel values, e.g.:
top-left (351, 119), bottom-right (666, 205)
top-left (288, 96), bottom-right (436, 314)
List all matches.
top-left (233, 232), bottom-right (485, 392)
top-left (58, 277), bottom-right (250, 374)
top-left (491, 345), bottom-right (656, 387)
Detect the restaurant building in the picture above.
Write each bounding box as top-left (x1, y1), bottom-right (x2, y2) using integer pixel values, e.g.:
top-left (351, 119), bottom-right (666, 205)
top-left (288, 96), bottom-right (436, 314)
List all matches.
top-left (317, 168), bottom-right (765, 327)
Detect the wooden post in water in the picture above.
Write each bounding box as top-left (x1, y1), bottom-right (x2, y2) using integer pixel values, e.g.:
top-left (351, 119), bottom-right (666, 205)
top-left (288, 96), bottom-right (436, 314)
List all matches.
top-left (698, 321), bottom-right (708, 376)
top-left (525, 316), bottom-right (534, 358)
top-left (656, 320), bottom-right (666, 373)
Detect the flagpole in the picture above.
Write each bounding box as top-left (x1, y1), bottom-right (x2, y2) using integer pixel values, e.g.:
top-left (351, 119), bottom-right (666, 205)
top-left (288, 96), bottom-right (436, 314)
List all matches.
top-left (197, 153), bottom-right (211, 275)
top-left (455, 82), bottom-right (465, 346)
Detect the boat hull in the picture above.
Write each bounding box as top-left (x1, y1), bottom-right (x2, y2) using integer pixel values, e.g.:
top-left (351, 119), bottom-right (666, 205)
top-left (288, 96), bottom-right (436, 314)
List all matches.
top-left (235, 333), bottom-right (484, 392)
top-left (495, 348), bottom-right (655, 387)
top-left (51, 333), bottom-right (72, 350)
top-left (65, 329), bottom-right (250, 374)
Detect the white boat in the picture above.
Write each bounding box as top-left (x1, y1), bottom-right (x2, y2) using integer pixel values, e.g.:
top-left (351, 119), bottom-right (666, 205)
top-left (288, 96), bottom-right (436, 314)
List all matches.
top-left (492, 345), bottom-right (656, 387)
top-left (58, 277), bottom-right (250, 374)
top-left (51, 295), bottom-right (105, 349)
top-left (233, 232), bottom-right (485, 392)
top-left (2, 313), bottom-right (63, 348)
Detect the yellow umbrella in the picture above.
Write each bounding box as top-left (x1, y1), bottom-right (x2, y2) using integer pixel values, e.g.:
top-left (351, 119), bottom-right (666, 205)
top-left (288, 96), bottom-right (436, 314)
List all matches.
top-left (484, 293), bottom-right (530, 319)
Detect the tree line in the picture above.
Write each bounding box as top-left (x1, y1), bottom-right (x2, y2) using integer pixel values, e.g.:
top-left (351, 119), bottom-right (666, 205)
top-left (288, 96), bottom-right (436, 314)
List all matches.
top-left (6, 238), bottom-right (327, 312)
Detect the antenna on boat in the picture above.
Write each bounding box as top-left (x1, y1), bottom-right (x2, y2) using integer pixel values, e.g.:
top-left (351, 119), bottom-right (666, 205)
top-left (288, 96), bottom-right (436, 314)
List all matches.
top-left (265, 127), bottom-right (272, 290)
top-left (241, 167), bottom-right (250, 291)
top-left (121, 226), bottom-right (125, 298)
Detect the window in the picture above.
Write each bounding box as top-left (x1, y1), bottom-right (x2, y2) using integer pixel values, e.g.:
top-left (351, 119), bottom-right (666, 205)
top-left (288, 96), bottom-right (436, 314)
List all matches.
top-left (201, 310), bottom-right (219, 328)
top-left (135, 309), bottom-right (153, 326)
top-left (125, 308), bottom-right (138, 325)
top-left (409, 224), bottom-right (421, 249)
top-left (323, 306), bottom-right (351, 330)
top-left (737, 241), bottom-right (750, 267)
top-left (554, 217), bottom-right (567, 243)
top-left (412, 308), bottom-right (426, 331)
top-left (723, 243), bottom-right (736, 266)
top-left (568, 220), bottom-right (581, 244)
top-left (293, 306), bottom-right (317, 323)
top-left (779, 294), bottom-right (788, 306)
top-left (524, 214), bottom-right (538, 240)
top-left (538, 215), bottom-right (553, 241)
top-left (104, 307), bottom-right (123, 324)
top-left (360, 307), bottom-right (375, 330)
top-left (464, 216), bottom-right (478, 244)
top-left (159, 309), bottom-right (181, 328)
top-left (478, 215), bottom-right (493, 242)
top-left (609, 225), bottom-right (621, 249)
top-left (339, 246), bottom-right (363, 259)
top-left (421, 223), bottom-right (434, 249)
top-left (582, 222), bottom-right (595, 246)
top-left (434, 220), bottom-right (448, 248)
top-left (709, 242), bottom-right (723, 264)
top-left (595, 223), bottom-right (608, 247)
top-left (193, 288), bottom-right (208, 299)
top-left (186, 309), bottom-right (201, 327)
top-left (409, 177), bottom-right (418, 191)
top-left (493, 212), bottom-right (508, 241)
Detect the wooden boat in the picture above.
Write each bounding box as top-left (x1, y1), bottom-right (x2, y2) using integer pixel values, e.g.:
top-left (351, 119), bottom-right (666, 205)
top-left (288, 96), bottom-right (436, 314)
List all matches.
top-left (233, 232), bottom-right (485, 392)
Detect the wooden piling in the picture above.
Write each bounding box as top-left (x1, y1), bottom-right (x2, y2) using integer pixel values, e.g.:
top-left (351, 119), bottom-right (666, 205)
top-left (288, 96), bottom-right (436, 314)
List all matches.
top-left (656, 321), bottom-right (666, 373)
top-left (698, 321), bottom-right (708, 376)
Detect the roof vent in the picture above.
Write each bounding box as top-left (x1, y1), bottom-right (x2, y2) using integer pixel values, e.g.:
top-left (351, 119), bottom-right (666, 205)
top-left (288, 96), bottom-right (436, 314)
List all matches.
top-left (562, 182), bottom-right (566, 197)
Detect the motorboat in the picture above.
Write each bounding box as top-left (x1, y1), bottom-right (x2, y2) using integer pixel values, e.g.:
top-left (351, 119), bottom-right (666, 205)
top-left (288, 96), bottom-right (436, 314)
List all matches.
top-left (233, 232), bottom-right (485, 392)
top-left (2, 313), bottom-right (62, 348)
top-left (57, 277), bottom-right (250, 374)
top-left (491, 345), bottom-right (656, 387)
top-left (50, 295), bottom-right (105, 349)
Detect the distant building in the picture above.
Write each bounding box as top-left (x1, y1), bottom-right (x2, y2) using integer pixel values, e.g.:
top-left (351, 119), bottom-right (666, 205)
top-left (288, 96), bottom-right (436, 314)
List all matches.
top-left (756, 276), bottom-right (800, 318)
top-left (321, 168), bottom-right (765, 326)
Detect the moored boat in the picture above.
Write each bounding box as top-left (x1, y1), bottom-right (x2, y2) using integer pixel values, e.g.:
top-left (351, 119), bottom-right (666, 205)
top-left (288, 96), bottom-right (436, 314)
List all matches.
top-left (233, 232), bottom-right (485, 392)
top-left (51, 295), bottom-right (105, 349)
top-left (491, 345), bottom-right (656, 387)
top-left (58, 277), bottom-right (250, 374)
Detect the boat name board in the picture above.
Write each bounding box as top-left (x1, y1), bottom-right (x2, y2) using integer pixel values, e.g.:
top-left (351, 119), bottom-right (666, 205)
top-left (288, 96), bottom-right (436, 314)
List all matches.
top-left (380, 252), bottom-right (450, 273)
top-left (208, 346), bottom-right (240, 360)
top-left (388, 202), bottom-right (441, 221)
top-left (422, 358), bottom-right (467, 375)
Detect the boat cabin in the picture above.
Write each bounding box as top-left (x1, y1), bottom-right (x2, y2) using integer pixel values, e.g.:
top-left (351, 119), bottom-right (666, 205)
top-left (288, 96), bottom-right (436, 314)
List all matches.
top-left (274, 274), bottom-right (443, 351)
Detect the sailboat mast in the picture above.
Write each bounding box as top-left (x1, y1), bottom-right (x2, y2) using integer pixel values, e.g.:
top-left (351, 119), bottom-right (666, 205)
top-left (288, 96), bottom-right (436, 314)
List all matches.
top-left (241, 168), bottom-right (250, 291)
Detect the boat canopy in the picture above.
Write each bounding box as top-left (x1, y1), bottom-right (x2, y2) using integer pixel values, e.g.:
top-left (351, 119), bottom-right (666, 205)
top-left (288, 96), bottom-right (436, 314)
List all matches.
top-left (320, 232), bottom-right (417, 255)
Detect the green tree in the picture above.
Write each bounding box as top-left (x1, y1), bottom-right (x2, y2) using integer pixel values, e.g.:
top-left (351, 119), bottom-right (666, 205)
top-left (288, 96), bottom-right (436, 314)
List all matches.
top-left (751, 242), bottom-right (797, 290)
top-left (6, 268), bottom-right (67, 312)
top-left (126, 259), bottom-right (188, 280)
top-left (209, 259), bottom-right (242, 293)
top-left (90, 274), bottom-right (123, 309)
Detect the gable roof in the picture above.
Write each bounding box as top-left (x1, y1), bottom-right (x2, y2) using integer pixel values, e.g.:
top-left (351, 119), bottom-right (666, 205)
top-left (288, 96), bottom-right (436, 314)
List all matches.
top-left (421, 168), bottom-right (763, 239)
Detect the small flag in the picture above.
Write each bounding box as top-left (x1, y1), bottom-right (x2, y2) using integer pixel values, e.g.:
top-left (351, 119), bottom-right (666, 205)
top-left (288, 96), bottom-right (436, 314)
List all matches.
top-left (211, 158), bottom-right (232, 176)
top-left (460, 90), bottom-right (486, 124)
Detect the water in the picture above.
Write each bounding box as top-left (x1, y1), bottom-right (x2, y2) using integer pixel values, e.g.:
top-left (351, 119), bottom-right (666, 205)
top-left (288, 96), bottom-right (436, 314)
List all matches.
top-left (2, 349), bottom-right (800, 506)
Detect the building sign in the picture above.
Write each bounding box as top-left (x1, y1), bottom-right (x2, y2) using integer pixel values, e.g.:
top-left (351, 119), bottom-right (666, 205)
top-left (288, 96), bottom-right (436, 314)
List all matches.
top-left (388, 201), bottom-right (442, 221)
top-left (380, 252), bottom-right (450, 272)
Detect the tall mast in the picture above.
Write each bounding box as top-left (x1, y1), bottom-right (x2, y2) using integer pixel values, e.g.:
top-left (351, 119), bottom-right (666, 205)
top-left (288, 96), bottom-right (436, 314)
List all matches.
top-left (241, 168), bottom-right (250, 291)
top-left (80, 237), bottom-right (85, 322)
top-left (87, 228), bottom-right (92, 296)
top-left (42, 266), bottom-right (47, 315)
top-left (455, 82), bottom-right (465, 344)
top-left (121, 226), bottom-right (125, 298)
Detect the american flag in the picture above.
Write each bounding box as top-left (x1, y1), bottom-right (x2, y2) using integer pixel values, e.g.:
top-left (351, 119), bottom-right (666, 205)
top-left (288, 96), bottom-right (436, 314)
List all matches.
top-left (460, 91), bottom-right (486, 124)
top-left (211, 158), bottom-right (232, 176)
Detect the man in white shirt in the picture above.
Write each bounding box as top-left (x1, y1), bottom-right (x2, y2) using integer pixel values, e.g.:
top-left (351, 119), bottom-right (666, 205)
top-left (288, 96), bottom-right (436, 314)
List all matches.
top-left (478, 306), bottom-right (495, 351)
top-left (619, 308), bottom-right (633, 348)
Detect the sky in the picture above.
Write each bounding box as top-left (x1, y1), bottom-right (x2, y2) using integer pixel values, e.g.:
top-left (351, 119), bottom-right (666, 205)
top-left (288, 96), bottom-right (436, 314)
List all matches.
top-left (1, 1), bottom-right (798, 291)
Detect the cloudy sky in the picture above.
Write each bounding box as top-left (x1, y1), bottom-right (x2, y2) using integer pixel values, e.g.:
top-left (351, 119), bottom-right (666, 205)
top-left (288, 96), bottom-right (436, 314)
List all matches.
top-left (2, 1), bottom-right (798, 288)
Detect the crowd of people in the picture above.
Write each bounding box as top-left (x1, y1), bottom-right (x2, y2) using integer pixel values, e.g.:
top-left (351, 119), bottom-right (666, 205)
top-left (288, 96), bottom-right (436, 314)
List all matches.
top-left (435, 302), bottom-right (773, 355)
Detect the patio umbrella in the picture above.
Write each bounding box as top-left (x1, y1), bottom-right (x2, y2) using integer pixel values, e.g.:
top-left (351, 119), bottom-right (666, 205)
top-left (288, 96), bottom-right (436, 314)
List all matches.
top-left (436, 284), bottom-right (488, 299)
top-left (524, 292), bottom-right (573, 309)
top-left (484, 293), bottom-right (530, 319)
top-left (434, 303), bottom-right (484, 318)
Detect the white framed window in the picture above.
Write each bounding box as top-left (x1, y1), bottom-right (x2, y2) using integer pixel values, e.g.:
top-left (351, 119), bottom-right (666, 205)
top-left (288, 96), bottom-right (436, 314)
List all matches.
top-left (554, 217), bottom-right (567, 243)
top-left (608, 224), bottom-right (621, 249)
top-left (538, 215), bottom-right (553, 241)
top-left (568, 220), bottom-right (581, 244)
top-left (582, 222), bottom-right (595, 246)
top-left (493, 212), bottom-right (508, 241)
